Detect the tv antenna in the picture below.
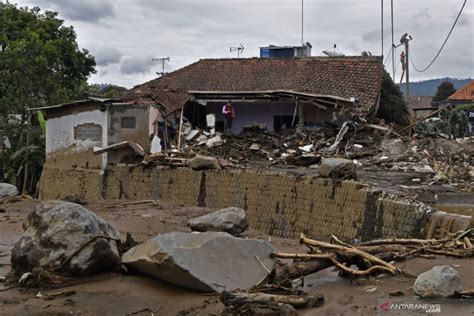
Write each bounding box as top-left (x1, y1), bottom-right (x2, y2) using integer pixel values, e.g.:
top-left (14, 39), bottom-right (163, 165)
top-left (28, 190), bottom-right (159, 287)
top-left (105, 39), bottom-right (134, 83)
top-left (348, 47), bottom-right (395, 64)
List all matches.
top-left (152, 57), bottom-right (170, 76)
top-left (230, 44), bottom-right (244, 58)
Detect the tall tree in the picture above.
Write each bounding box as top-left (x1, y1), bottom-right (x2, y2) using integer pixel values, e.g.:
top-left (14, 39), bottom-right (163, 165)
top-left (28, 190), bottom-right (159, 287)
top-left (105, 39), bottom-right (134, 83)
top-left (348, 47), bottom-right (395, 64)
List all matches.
top-left (0, 3), bottom-right (96, 193)
top-left (432, 81), bottom-right (456, 102)
top-left (377, 70), bottom-right (409, 126)
top-left (0, 3), bottom-right (96, 114)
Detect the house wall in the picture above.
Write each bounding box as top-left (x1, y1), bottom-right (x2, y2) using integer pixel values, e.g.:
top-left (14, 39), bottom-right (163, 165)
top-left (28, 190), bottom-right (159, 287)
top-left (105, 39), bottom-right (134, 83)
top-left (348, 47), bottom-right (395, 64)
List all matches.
top-left (45, 109), bottom-right (107, 169)
top-left (108, 105), bottom-right (150, 150)
top-left (303, 104), bottom-right (340, 124)
top-left (205, 101), bottom-right (342, 132)
top-left (206, 101), bottom-right (297, 133)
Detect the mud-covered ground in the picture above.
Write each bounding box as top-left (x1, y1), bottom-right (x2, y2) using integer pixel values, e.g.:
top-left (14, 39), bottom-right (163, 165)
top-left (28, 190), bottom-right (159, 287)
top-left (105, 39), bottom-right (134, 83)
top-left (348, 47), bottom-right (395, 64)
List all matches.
top-left (1, 200), bottom-right (473, 315)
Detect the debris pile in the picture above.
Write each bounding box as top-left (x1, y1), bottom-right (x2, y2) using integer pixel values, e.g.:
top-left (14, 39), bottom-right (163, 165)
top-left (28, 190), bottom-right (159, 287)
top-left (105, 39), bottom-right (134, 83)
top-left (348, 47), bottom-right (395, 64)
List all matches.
top-left (271, 230), bottom-right (474, 285)
top-left (142, 119), bottom-right (473, 192)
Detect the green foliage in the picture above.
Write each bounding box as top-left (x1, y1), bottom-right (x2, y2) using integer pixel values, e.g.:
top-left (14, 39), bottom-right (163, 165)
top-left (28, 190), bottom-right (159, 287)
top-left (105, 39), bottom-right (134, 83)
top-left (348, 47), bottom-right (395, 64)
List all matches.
top-left (455, 103), bottom-right (474, 111)
top-left (432, 81), bottom-right (456, 102)
top-left (0, 3), bottom-right (96, 113)
top-left (377, 69), bottom-right (410, 126)
top-left (37, 111), bottom-right (46, 144)
top-left (0, 3), bottom-right (95, 193)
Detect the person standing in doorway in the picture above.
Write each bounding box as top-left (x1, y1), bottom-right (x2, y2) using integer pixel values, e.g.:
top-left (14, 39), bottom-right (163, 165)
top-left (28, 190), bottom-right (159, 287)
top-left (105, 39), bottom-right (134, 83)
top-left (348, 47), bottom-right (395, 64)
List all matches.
top-left (222, 101), bottom-right (235, 134)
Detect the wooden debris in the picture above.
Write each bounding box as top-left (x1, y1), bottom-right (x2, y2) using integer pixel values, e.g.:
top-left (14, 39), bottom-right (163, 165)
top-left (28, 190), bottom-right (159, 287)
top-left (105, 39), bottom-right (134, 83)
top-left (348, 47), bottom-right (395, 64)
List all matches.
top-left (220, 291), bottom-right (324, 308)
top-left (43, 289), bottom-right (76, 301)
top-left (269, 230), bottom-right (473, 287)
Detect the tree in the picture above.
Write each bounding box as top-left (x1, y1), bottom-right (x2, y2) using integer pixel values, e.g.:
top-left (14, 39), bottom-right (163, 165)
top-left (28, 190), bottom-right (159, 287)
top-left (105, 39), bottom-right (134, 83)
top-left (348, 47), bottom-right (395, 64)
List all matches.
top-left (432, 81), bottom-right (456, 102)
top-left (377, 69), bottom-right (410, 126)
top-left (0, 3), bottom-right (96, 193)
top-left (0, 3), bottom-right (96, 114)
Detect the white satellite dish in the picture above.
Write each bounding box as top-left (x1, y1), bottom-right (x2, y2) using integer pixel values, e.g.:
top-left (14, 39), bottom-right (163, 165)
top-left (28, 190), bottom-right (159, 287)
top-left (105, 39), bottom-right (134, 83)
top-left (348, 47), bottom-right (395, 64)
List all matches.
top-left (322, 50), bottom-right (345, 57)
top-left (322, 44), bottom-right (345, 57)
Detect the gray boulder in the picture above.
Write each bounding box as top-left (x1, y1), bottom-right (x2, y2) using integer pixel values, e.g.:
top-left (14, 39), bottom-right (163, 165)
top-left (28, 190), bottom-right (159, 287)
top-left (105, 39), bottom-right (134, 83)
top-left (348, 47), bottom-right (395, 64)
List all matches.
top-left (11, 200), bottom-right (123, 275)
top-left (188, 207), bottom-right (249, 236)
top-left (189, 155), bottom-right (221, 170)
top-left (0, 183), bottom-right (18, 198)
top-left (122, 231), bottom-right (275, 292)
top-left (319, 158), bottom-right (355, 178)
top-left (414, 265), bottom-right (462, 298)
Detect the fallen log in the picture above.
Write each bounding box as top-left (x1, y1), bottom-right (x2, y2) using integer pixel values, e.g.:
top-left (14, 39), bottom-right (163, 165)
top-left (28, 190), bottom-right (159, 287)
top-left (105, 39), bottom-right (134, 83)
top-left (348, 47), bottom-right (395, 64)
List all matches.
top-left (271, 260), bottom-right (333, 285)
top-left (359, 238), bottom-right (447, 246)
top-left (300, 234), bottom-right (398, 274)
top-left (220, 291), bottom-right (324, 308)
top-left (273, 252), bottom-right (395, 277)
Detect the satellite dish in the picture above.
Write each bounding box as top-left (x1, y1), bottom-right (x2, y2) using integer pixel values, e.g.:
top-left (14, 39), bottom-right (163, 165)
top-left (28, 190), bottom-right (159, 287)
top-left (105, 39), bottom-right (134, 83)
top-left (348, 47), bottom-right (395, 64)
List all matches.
top-left (322, 50), bottom-right (345, 57)
top-left (322, 44), bottom-right (345, 57)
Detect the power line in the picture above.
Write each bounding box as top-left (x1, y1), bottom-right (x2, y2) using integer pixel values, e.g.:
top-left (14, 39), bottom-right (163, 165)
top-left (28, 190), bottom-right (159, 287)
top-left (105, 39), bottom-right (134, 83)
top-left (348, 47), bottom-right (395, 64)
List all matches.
top-left (411, 0), bottom-right (467, 73)
top-left (383, 45), bottom-right (393, 66)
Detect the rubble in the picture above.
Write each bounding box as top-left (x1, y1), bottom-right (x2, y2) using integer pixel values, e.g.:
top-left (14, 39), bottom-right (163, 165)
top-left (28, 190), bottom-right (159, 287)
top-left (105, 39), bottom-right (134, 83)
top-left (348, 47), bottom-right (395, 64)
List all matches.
top-left (414, 266), bottom-right (462, 298)
top-left (11, 201), bottom-right (123, 275)
top-left (188, 207), bottom-right (249, 236)
top-left (0, 183), bottom-right (18, 198)
top-left (121, 231), bottom-right (275, 292)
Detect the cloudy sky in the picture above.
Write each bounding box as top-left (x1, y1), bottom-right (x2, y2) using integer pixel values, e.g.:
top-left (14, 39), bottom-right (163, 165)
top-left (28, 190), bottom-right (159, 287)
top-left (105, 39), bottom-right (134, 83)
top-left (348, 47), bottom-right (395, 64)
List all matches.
top-left (10, 0), bottom-right (474, 88)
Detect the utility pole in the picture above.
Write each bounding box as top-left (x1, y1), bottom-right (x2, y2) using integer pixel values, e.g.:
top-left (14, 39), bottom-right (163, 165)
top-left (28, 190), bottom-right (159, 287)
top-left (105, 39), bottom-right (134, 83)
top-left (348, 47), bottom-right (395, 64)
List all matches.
top-left (405, 39), bottom-right (410, 102)
top-left (152, 57), bottom-right (170, 76)
top-left (395, 33), bottom-right (412, 102)
top-left (391, 0), bottom-right (395, 79)
top-left (381, 0), bottom-right (384, 58)
top-left (301, 0), bottom-right (304, 46)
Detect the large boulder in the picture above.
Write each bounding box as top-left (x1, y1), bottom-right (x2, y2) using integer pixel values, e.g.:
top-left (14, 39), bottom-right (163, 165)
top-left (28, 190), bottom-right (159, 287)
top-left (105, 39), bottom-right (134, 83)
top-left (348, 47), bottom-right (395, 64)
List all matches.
top-left (319, 158), bottom-right (356, 179)
top-left (0, 183), bottom-right (18, 198)
top-left (122, 232), bottom-right (275, 292)
top-left (11, 201), bottom-right (123, 275)
top-left (414, 265), bottom-right (462, 298)
top-left (188, 207), bottom-right (249, 236)
top-left (189, 155), bottom-right (221, 170)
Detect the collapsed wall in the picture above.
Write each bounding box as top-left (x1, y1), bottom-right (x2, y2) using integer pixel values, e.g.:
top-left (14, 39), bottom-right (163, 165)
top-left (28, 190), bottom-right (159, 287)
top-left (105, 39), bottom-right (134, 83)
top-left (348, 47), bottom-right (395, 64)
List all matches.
top-left (40, 165), bottom-right (471, 241)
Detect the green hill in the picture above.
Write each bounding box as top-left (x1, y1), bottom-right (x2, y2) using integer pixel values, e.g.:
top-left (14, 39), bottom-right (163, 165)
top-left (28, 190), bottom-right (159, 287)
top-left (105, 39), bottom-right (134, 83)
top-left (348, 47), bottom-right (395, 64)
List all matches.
top-left (398, 78), bottom-right (471, 97)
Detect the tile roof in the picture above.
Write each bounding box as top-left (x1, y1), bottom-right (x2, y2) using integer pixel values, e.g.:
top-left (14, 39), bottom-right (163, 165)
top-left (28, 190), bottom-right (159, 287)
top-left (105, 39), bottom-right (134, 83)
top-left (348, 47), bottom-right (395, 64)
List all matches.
top-left (123, 56), bottom-right (383, 114)
top-left (448, 80), bottom-right (474, 102)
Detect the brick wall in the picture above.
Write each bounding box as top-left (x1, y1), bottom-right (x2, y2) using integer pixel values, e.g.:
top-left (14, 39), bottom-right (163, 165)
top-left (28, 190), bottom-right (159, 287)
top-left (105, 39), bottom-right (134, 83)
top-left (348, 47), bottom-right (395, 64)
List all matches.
top-left (40, 165), bottom-right (471, 241)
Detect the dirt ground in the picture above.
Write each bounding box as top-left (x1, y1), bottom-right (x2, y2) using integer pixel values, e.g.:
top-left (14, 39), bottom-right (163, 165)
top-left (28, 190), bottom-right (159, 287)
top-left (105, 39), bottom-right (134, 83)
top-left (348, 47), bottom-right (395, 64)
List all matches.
top-left (0, 200), bottom-right (473, 316)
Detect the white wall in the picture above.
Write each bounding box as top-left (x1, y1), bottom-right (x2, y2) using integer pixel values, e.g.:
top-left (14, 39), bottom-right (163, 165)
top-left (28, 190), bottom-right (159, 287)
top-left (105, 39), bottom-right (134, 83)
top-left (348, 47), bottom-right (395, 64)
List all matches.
top-left (46, 110), bottom-right (108, 167)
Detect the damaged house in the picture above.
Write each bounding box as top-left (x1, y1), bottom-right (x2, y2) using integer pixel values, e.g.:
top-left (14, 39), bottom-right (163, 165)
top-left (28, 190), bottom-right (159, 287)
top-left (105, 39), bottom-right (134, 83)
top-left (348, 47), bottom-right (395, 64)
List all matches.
top-left (124, 56), bottom-right (383, 136)
top-left (35, 56), bottom-right (383, 197)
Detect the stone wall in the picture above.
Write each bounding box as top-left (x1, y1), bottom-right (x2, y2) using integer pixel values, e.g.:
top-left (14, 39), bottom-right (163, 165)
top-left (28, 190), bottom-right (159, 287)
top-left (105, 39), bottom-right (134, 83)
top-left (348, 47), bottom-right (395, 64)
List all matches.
top-left (40, 165), bottom-right (471, 241)
top-left (39, 165), bottom-right (103, 201)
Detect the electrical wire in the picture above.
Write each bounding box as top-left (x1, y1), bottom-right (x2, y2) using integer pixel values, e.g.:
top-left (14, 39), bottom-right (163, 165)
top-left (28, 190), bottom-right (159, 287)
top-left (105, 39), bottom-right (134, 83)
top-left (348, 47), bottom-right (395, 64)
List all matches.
top-left (383, 45), bottom-right (393, 66)
top-left (411, 0), bottom-right (467, 72)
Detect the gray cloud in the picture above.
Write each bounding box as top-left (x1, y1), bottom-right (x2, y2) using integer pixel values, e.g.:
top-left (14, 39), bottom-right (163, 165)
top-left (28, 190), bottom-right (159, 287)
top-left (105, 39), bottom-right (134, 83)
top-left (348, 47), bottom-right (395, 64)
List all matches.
top-left (91, 46), bottom-right (122, 66)
top-left (12, 0), bottom-right (473, 87)
top-left (37, 0), bottom-right (114, 22)
top-left (120, 56), bottom-right (155, 75)
top-left (362, 30), bottom-right (382, 43)
top-left (411, 9), bottom-right (431, 21)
